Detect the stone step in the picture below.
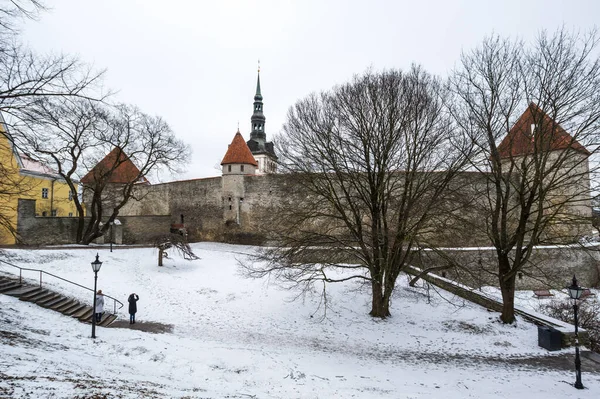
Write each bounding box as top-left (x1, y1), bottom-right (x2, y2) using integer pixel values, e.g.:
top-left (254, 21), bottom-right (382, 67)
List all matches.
top-left (0, 281), bottom-right (21, 293)
top-left (63, 303), bottom-right (87, 316)
top-left (72, 306), bottom-right (93, 320)
top-left (3, 286), bottom-right (40, 297)
top-left (44, 297), bottom-right (72, 309)
top-left (19, 289), bottom-right (49, 302)
top-left (99, 314), bottom-right (118, 327)
top-left (0, 278), bottom-right (122, 328)
top-left (55, 299), bottom-right (79, 313)
top-left (35, 293), bottom-right (62, 306)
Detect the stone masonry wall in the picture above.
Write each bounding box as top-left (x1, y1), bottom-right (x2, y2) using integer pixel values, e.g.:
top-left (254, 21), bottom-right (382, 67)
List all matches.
top-left (17, 199), bottom-right (79, 245)
top-left (411, 246), bottom-right (600, 289)
top-left (17, 199), bottom-right (172, 245)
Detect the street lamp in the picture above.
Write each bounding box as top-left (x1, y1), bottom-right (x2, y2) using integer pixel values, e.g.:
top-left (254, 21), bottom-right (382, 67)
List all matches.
top-left (109, 221), bottom-right (114, 253)
top-left (91, 253), bottom-right (102, 339)
top-left (566, 275), bottom-right (585, 390)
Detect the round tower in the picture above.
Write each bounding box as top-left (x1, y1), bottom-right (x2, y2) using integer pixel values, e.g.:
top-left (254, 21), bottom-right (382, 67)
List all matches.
top-left (221, 131), bottom-right (258, 225)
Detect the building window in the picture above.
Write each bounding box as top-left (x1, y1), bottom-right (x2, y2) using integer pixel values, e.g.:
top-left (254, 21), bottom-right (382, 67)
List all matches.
top-left (42, 211), bottom-right (47, 217)
top-left (51, 210), bottom-right (57, 217)
top-left (68, 191), bottom-right (73, 201)
top-left (241, 165), bottom-right (244, 172)
top-left (228, 165), bottom-right (231, 172)
top-left (68, 212), bottom-right (73, 217)
top-left (229, 205), bottom-right (232, 210)
top-left (42, 188), bottom-right (48, 199)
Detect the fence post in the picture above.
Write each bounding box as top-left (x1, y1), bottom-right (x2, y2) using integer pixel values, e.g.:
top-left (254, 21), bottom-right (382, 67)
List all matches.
top-left (39, 271), bottom-right (42, 288)
top-left (19, 269), bottom-right (22, 284)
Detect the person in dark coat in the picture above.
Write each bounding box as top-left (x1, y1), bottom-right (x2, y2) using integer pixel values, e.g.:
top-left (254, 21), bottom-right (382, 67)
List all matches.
top-left (128, 293), bottom-right (139, 324)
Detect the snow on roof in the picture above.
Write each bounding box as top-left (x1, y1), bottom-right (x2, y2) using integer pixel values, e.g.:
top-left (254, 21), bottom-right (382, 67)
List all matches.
top-left (19, 152), bottom-right (62, 178)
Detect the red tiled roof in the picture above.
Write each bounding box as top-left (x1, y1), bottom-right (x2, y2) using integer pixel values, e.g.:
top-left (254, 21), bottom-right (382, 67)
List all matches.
top-left (221, 131), bottom-right (258, 166)
top-left (497, 103), bottom-right (590, 158)
top-left (81, 147), bottom-right (149, 185)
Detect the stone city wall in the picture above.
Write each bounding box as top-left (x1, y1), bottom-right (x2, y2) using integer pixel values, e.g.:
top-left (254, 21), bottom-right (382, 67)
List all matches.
top-left (17, 199), bottom-right (172, 245)
top-left (410, 246), bottom-right (600, 289)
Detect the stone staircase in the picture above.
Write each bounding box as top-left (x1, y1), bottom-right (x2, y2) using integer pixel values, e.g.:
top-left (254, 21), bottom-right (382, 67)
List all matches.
top-left (0, 274), bottom-right (118, 327)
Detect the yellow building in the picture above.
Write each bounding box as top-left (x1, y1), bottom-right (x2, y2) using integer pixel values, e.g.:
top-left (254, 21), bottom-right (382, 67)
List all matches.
top-left (0, 114), bottom-right (80, 244)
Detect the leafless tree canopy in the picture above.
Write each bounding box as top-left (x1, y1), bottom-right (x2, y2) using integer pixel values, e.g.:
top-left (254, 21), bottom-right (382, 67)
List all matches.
top-left (244, 66), bottom-right (471, 318)
top-left (154, 233), bottom-right (198, 267)
top-left (0, 0), bottom-right (107, 243)
top-left (0, 0), bottom-right (105, 122)
top-left (450, 28), bottom-right (600, 323)
top-left (14, 100), bottom-right (191, 244)
top-left (0, 0), bottom-right (45, 35)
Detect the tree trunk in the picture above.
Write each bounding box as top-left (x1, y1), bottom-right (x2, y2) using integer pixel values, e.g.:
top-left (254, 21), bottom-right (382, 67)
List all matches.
top-left (499, 272), bottom-right (516, 324)
top-left (158, 249), bottom-right (164, 266)
top-left (369, 281), bottom-right (391, 318)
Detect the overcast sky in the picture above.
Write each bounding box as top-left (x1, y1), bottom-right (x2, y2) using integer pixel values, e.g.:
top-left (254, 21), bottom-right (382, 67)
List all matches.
top-left (19, 0), bottom-right (599, 181)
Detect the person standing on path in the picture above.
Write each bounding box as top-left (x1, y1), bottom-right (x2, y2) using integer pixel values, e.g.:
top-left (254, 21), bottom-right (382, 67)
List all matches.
top-left (95, 290), bottom-right (104, 323)
top-left (128, 293), bottom-right (139, 324)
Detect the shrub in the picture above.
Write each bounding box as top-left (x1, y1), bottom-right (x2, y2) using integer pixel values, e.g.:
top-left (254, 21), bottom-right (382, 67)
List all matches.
top-left (538, 299), bottom-right (600, 353)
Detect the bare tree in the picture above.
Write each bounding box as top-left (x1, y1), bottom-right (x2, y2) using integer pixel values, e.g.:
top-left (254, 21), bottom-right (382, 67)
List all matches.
top-left (0, 0), bottom-right (46, 36)
top-left (14, 100), bottom-right (191, 244)
top-left (0, 0), bottom-right (105, 121)
top-left (153, 233), bottom-right (198, 267)
top-left (243, 66), bottom-right (471, 318)
top-left (80, 104), bottom-right (191, 244)
top-left (0, 1), bottom-right (106, 243)
top-left (450, 29), bottom-right (600, 323)
top-left (12, 97), bottom-right (108, 242)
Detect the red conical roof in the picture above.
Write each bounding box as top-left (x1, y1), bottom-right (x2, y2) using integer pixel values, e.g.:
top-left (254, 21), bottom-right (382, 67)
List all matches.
top-left (81, 147), bottom-right (149, 185)
top-left (221, 131), bottom-right (258, 166)
top-left (498, 104), bottom-right (590, 158)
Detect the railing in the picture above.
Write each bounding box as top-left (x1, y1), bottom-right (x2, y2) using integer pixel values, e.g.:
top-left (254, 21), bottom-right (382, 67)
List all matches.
top-left (0, 258), bottom-right (124, 314)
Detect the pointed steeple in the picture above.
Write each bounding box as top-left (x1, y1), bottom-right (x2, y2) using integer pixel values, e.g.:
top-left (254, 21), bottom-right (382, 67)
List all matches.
top-left (254, 70), bottom-right (262, 101)
top-left (249, 63), bottom-right (266, 147)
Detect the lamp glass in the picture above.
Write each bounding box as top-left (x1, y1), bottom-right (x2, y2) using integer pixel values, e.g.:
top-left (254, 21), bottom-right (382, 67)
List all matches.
top-left (566, 276), bottom-right (584, 300)
top-left (91, 253), bottom-right (102, 272)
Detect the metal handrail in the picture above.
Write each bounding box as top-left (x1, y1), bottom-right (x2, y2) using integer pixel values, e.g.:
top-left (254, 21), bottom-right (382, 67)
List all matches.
top-left (0, 258), bottom-right (124, 314)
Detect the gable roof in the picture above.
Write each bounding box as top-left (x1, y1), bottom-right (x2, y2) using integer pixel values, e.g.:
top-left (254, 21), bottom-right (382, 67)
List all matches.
top-left (221, 131), bottom-right (258, 166)
top-left (497, 103), bottom-right (590, 158)
top-left (18, 152), bottom-right (70, 181)
top-left (81, 147), bottom-right (149, 185)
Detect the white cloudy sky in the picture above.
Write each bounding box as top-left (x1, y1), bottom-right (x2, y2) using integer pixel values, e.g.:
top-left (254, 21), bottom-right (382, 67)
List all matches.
top-left (19, 0), bottom-right (600, 180)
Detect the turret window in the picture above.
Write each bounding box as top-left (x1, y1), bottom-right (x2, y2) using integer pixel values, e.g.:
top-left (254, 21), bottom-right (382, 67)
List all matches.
top-left (241, 165), bottom-right (245, 172)
top-left (42, 188), bottom-right (48, 199)
top-left (228, 165), bottom-right (231, 172)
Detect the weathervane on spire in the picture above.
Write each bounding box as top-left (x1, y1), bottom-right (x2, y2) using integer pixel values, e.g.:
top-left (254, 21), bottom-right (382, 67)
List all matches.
top-left (258, 59), bottom-right (260, 73)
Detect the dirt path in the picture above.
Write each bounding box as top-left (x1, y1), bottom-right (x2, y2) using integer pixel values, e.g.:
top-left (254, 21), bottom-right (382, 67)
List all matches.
top-left (109, 320), bottom-right (173, 334)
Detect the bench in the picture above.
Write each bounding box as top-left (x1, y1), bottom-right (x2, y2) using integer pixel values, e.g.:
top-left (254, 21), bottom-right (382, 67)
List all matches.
top-left (533, 290), bottom-right (554, 298)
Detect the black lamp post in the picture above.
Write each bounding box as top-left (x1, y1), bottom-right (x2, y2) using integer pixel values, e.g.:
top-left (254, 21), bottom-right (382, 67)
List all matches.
top-left (91, 253), bottom-right (102, 339)
top-left (566, 275), bottom-right (585, 390)
top-left (109, 222), bottom-right (114, 253)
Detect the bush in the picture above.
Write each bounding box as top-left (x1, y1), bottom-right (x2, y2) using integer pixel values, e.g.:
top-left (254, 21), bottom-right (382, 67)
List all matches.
top-left (538, 299), bottom-right (600, 353)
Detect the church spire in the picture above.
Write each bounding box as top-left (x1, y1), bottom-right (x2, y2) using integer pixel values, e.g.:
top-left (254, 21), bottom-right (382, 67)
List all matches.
top-left (254, 62), bottom-right (262, 101)
top-left (249, 62), bottom-right (266, 146)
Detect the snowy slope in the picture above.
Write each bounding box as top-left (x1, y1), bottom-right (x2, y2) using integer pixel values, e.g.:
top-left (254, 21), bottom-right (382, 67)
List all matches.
top-left (0, 243), bottom-right (598, 398)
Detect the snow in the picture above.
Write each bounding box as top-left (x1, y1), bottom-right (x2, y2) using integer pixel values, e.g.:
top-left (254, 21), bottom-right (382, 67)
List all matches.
top-left (1, 243), bottom-right (599, 398)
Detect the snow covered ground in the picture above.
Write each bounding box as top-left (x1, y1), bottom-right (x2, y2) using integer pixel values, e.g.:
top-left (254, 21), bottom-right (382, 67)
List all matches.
top-left (0, 243), bottom-right (598, 398)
